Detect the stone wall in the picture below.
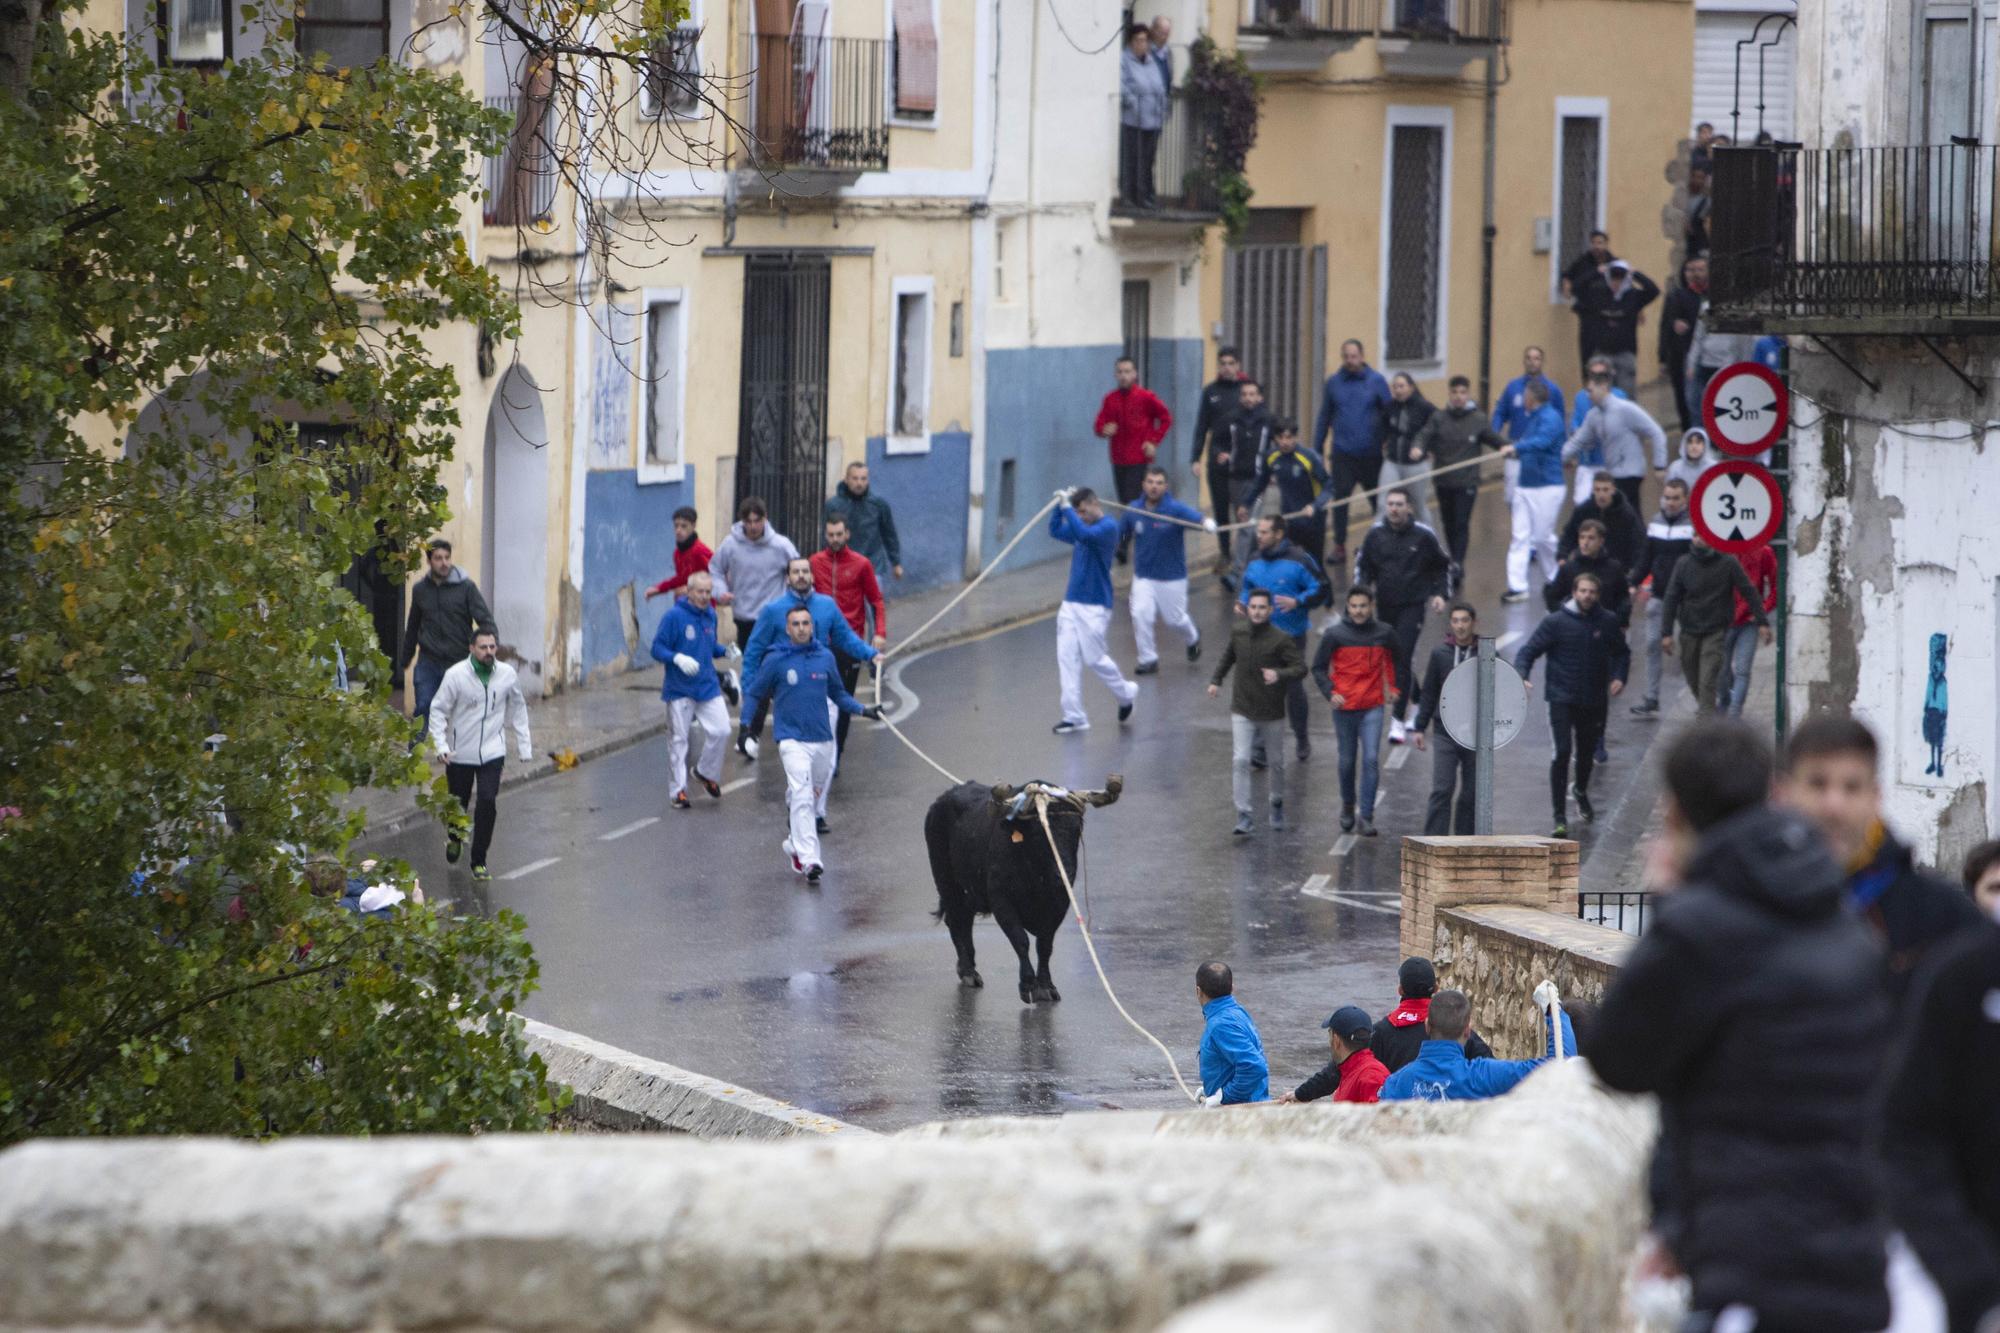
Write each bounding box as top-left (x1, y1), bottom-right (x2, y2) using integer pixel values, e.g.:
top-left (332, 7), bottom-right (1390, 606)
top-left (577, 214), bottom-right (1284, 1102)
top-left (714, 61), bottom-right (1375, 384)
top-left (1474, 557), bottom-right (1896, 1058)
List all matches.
top-left (0, 1061), bottom-right (1655, 1333)
top-left (1434, 905), bottom-right (1635, 1059)
top-left (1399, 835), bottom-right (1580, 960)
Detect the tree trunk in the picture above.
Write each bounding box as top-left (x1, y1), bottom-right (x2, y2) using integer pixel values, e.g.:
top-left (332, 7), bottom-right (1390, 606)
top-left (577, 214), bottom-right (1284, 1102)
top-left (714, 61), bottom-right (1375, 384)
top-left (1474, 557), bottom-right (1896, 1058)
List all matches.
top-left (0, 0), bottom-right (40, 105)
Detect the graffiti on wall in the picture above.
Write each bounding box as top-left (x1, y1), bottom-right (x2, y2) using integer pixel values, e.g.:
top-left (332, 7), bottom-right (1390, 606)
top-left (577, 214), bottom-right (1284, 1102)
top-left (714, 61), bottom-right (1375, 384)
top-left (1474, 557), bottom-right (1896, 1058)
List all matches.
top-left (589, 304), bottom-right (636, 469)
top-left (1921, 632), bottom-right (1949, 778)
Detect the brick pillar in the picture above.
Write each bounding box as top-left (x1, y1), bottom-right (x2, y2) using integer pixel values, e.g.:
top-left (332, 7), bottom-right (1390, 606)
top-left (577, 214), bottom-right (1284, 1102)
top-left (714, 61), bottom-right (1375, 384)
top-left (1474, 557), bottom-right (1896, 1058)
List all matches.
top-left (1399, 836), bottom-right (1580, 962)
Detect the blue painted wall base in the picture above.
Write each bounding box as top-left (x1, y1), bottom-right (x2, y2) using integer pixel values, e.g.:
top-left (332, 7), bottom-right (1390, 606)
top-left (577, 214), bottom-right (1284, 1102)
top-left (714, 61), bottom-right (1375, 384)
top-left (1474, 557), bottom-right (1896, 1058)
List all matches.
top-left (582, 466), bottom-right (694, 678)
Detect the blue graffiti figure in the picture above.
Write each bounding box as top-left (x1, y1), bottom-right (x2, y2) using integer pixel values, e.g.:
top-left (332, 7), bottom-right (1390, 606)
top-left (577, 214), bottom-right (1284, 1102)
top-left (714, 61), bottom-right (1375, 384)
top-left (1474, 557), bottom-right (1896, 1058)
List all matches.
top-left (1922, 633), bottom-right (1949, 777)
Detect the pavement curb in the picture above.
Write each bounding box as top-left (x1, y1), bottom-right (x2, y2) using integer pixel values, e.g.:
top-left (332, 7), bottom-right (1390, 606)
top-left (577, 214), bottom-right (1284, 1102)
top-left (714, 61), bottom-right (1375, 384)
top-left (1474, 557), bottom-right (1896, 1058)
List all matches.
top-left (524, 1018), bottom-right (873, 1139)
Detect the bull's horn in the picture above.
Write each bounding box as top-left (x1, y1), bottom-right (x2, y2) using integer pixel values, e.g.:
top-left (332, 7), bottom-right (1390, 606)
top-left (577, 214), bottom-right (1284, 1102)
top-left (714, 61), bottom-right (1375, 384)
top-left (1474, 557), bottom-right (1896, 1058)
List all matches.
top-left (989, 782), bottom-right (1019, 806)
top-left (1077, 774), bottom-right (1124, 807)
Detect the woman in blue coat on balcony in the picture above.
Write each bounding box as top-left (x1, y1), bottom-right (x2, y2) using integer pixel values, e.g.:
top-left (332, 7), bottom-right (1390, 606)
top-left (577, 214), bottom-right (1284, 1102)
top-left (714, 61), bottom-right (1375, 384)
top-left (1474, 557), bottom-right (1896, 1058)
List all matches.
top-left (1118, 26), bottom-right (1167, 209)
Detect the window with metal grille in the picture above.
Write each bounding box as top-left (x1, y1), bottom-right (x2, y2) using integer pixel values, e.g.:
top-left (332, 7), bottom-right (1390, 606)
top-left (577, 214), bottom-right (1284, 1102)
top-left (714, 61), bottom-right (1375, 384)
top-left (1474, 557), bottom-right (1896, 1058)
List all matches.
top-left (160, 0), bottom-right (228, 63)
top-left (1122, 279), bottom-right (1152, 385)
top-left (643, 296), bottom-right (684, 468)
top-left (644, 26), bottom-right (703, 118)
top-left (1385, 125), bottom-right (1444, 364)
top-left (297, 0), bottom-right (389, 70)
top-left (1558, 114), bottom-right (1603, 290)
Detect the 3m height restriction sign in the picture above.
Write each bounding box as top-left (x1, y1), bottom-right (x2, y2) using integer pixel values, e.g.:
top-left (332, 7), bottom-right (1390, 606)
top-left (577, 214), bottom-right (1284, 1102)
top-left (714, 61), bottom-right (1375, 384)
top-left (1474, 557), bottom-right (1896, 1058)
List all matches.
top-left (1690, 461), bottom-right (1784, 553)
top-left (1701, 361), bottom-right (1789, 456)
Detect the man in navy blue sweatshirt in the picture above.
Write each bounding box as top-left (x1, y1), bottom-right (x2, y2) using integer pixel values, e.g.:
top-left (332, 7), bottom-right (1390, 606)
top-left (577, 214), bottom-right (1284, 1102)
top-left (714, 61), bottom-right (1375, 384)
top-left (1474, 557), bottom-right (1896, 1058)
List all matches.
top-left (1310, 339), bottom-right (1392, 564)
top-left (1119, 466), bottom-right (1215, 674)
top-left (1051, 488), bottom-right (1138, 734)
top-left (741, 606), bottom-right (881, 883)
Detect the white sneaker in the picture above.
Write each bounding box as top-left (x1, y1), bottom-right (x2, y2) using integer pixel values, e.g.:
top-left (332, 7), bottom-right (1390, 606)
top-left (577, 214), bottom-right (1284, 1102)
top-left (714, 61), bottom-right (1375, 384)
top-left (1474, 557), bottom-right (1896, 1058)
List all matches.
top-left (1389, 717), bottom-right (1408, 745)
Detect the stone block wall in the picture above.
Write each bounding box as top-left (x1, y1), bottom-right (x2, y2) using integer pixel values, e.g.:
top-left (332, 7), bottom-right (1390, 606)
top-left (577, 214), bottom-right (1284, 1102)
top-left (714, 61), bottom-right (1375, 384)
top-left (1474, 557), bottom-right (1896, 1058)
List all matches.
top-left (1435, 905), bottom-right (1634, 1059)
top-left (1398, 836), bottom-right (1581, 959)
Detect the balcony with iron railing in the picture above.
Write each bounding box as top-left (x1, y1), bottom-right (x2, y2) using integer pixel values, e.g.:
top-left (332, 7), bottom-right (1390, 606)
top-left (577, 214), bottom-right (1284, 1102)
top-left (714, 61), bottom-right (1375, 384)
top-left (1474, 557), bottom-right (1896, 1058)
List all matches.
top-left (738, 34), bottom-right (890, 183)
top-left (1709, 143), bottom-right (2000, 334)
top-left (1237, 0), bottom-right (1375, 71)
top-left (482, 94), bottom-right (558, 228)
top-left (1239, 0), bottom-right (1508, 73)
top-left (1375, 0), bottom-right (1507, 74)
top-left (1111, 88), bottom-right (1222, 224)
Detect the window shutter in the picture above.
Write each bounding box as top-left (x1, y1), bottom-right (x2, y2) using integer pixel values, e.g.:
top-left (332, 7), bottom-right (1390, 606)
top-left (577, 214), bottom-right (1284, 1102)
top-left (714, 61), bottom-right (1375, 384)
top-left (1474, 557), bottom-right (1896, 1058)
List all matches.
top-left (892, 0), bottom-right (937, 115)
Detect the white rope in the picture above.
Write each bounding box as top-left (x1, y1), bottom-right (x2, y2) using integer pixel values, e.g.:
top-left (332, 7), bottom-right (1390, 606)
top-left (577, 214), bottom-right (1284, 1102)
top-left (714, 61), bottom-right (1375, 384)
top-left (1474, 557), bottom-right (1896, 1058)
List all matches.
top-left (1033, 792), bottom-right (1200, 1104)
top-left (1098, 446), bottom-right (1509, 534)
top-left (879, 714), bottom-right (962, 786)
top-left (879, 494), bottom-right (1065, 665)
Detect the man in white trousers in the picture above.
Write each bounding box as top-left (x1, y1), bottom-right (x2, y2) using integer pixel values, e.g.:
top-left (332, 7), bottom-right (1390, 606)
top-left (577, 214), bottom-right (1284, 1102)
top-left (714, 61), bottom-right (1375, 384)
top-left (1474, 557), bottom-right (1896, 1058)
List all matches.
top-left (741, 606), bottom-right (881, 883)
top-left (427, 629), bottom-right (534, 882)
top-left (1118, 466), bottom-right (1214, 675)
top-left (1049, 487), bottom-right (1139, 734)
top-left (648, 570), bottom-right (732, 809)
top-left (1501, 379), bottom-right (1566, 604)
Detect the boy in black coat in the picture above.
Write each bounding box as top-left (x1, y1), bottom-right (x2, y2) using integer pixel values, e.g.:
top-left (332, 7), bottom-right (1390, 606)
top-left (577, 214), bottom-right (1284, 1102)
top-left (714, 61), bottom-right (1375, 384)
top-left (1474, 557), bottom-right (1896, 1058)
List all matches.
top-left (1513, 571), bottom-right (1629, 835)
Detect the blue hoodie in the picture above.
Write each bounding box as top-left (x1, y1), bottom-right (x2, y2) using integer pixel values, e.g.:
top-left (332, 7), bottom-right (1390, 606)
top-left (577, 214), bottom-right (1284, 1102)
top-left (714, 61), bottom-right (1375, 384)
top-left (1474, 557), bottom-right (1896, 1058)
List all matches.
top-left (742, 587), bottom-right (877, 683)
top-left (1118, 494), bottom-right (1206, 582)
top-left (1312, 364), bottom-right (1393, 459)
top-left (1198, 994), bottom-right (1271, 1104)
top-left (649, 598), bottom-right (728, 703)
top-left (1493, 373), bottom-right (1567, 441)
top-left (1511, 403), bottom-right (1569, 490)
top-left (1380, 1010), bottom-right (1577, 1102)
top-left (1240, 538), bottom-right (1327, 638)
top-left (1051, 504), bottom-right (1119, 607)
top-left (741, 638), bottom-right (864, 744)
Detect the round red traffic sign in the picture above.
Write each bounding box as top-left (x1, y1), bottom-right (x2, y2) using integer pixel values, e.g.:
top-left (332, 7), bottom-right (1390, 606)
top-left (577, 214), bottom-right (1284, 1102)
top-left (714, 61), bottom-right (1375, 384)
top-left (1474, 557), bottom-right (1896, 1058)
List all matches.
top-left (1690, 461), bottom-right (1783, 553)
top-left (1701, 361), bottom-right (1788, 456)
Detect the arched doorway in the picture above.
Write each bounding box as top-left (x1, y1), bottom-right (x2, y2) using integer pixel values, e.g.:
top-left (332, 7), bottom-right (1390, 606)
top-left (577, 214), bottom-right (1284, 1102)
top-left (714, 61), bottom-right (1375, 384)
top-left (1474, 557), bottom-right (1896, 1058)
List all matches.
top-left (482, 367), bottom-right (551, 696)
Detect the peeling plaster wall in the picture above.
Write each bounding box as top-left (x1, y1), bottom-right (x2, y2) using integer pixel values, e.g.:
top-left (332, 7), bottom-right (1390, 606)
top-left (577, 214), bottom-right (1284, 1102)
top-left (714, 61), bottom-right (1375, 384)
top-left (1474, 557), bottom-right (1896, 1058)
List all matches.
top-left (1785, 343), bottom-right (1997, 867)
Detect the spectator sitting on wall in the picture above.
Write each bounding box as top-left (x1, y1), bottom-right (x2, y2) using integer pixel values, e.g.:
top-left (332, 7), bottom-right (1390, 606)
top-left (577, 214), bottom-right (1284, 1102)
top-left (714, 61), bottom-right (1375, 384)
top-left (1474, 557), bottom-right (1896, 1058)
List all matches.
top-left (1277, 1004), bottom-right (1388, 1105)
top-left (824, 460), bottom-right (903, 585)
top-left (1378, 986), bottom-right (1575, 1102)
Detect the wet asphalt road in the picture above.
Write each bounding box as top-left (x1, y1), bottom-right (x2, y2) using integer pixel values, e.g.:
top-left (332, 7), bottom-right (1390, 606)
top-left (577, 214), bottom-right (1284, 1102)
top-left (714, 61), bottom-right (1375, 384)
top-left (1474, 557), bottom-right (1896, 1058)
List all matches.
top-left (364, 487), bottom-right (1671, 1129)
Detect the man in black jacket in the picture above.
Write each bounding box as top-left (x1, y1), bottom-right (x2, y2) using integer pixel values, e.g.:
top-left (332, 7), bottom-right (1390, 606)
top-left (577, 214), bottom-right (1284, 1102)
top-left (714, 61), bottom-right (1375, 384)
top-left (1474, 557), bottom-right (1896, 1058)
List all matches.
top-left (1628, 479), bottom-right (1695, 717)
top-left (402, 538), bottom-right (496, 733)
top-left (1585, 719), bottom-right (1893, 1333)
top-left (1780, 714), bottom-right (1984, 1000)
top-left (1190, 346), bottom-right (1244, 565)
top-left (1659, 257), bottom-right (1707, 431)
top-left (1514, 571), bottom-right (1629, 836)
top-left (1411, 602), bottom-right (1479, 834)
top-left (1545, 518), bottom-right (1631, 625)
top-left (1413, 374), bottom-right (1509, 580)
top-left (1576, 258), bottom-right (1660, 393)
top-left (1354, 487), bottom-right (1451, 746)
top-left (1661, 534), bottom-right (1770, 716)
top-left (1216, 379), bottom-right (1276, 583)
top-left (1879, 920), bottom-right (2000, 1333)
top-left (1370, 956), bottom-right (1493, 1072)
top-left (1558, 471), bottom-right (1643, 569)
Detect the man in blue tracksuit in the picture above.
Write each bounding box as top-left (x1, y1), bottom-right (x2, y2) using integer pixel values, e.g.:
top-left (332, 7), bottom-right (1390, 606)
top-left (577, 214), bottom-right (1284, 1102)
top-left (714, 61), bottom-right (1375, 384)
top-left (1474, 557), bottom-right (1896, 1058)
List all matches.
top-left (1503, 380), bottom-right (1565, 603)
top-left (1379, 987), bottom-right (1576, 1102)
top-left (742, 556), bottom-right (879, 829)
top-left (1492, 345), bottom-right (1565, 507)
top-left (1195, 961), bottom-right (1270, 1104)
top-left (1240, 514), bottom-right (1328, 760)
top-left (649, 570), bottom-right (734, 809)
top-left (1247, 420), bottom-right (1333, 564)
top-left (1051, 487), bottom-right (1138, 734)
top-left (1119, 466), bottom-right (1215, 674)
top-left (741, 606), bottom-right (881, 883)
top-left (1310, 339), bottom-right (1393, 562)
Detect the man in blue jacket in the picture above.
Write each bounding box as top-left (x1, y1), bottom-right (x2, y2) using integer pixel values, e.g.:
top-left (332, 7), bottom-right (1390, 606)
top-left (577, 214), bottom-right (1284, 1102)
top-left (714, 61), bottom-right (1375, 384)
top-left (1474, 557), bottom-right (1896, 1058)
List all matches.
top-left (1380, 987), bottom-right (1575, 1102)
top-left (1051, 488), bottom-right (1138, 734)
top-left (740, 606), bottom-right (882, 883)
top-left (741, 557), bottom-right (880, 831)
top-left (1502, 379), bottom-right (1566, 604)
top-left (1310, 339), bottom-right (1392, 564)
top-left (1119, 466), bottom-right (1215, 674)
top-left (1514, 571), bottom-right (1630, 837)
top-left (1195, 960), bottom-right (1269, 1104)
top-left (1492, 345), bottom-right (1565, 507)
top-left (649, 570), bottom-right (734, 810)
top-left (1240, 515), bottom-right (1328, 760)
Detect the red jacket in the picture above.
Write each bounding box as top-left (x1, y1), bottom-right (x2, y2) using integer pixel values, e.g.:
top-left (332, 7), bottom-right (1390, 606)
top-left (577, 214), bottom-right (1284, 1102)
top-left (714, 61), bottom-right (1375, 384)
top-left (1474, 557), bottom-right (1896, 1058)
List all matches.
top-left (646, 536), bottom-right (713, 598)
top-left (1731, 543), bottom-right (1777, 628)
top-left (811, 546), bottom-right (886, 639)
top-left (1093, 385), bottom-right (1174, 468)
top-left (1334, 1048), bottom-right (1388, 1103)
top-left (1310, 616), bottom-right (1399, 712)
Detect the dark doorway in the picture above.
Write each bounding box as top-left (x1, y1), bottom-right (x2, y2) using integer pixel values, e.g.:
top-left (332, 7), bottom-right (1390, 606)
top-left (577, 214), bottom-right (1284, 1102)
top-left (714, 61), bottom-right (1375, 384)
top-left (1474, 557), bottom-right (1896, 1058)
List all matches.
top-left (1121, 278), bottom-right (1152, 387)
top-left (736, 253), bottom-right (832, 553)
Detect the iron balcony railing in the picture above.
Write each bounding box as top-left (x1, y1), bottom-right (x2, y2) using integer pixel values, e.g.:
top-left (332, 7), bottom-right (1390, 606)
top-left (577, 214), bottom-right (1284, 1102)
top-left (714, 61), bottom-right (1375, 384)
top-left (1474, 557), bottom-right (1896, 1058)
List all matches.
top-left (1240, 0), bottom-right (1376, 35)
top-left (1579, 890), bottom-right (1654, 936)
top-left (1379, 0), bottom-right (1508, 43)
top-left (1112, 89), bottom-right (1221, 217)
top-left (1710, 143), bottom-right (2000, 326)
top-left (743, 34), bottom-right (890, 173)
top-left (482, 94), bottom-right (557, 227)
top-left (1241, 0), bottom-right (1505, 39)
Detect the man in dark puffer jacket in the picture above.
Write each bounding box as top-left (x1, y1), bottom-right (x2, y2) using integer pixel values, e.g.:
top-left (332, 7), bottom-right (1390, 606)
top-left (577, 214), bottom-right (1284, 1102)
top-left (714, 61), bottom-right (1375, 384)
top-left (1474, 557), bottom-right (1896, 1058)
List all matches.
top-left (1586, 719), bottom-right (1892, 1333)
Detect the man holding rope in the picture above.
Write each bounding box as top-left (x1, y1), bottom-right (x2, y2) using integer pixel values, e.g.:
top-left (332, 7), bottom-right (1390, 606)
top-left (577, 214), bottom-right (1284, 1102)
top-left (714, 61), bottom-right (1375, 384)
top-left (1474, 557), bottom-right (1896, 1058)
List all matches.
top-left (1118, 466), bottom-right (1214, 675)
top-left (1050, 488), bottom-right (1139, 735)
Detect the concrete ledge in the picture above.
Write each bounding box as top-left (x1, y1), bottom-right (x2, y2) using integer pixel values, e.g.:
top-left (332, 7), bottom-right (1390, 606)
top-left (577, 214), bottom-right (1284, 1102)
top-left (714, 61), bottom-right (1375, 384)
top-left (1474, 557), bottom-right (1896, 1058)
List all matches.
top-left (524, 1018), bottom-right (870, 1139)
top-left (1436, 904), bottom-right (1635, 1058)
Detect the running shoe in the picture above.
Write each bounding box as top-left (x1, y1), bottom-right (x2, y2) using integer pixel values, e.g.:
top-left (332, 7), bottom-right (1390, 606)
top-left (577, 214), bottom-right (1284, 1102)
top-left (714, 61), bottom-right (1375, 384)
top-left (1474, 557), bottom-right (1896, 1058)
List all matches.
top-left (782, 839), bottom-right (806, 875)
top-left (1388, 717), bottom-right (1408, 745)
top-left (1134, 660), bottom-right (1160, 676)
top-left (1118, 700), bottom-right (1134, 723)
top-left (445, 836), bottom-right (461, 865)
top-left (696, 771), bottom-right (721, 799)
top-left (1186, 640), bottom-right (1202, 663)
top-left (671, 790), bottom-right (691, 810)
top-left (737, 730), bottom-right (759, 761)
top-left (1629, 700), bottom-right (1660, 718)
top-left (1356, 818), bottom-right (1378, 837)
top-left (1573, 784), bottom-right (1596, 823)
top-left (1340, 807), bottom-right (1356, 833)
top-left (1501, 589), bottom-right (1529, 605)
top-left (806, 864), bottom-right (823, 884)
top-left (1052, 720), bottom-right (1089, 735)
top-left (816, 815), bottom-right (830, 836)
top-left (471, 864), bottom-right (492, 882)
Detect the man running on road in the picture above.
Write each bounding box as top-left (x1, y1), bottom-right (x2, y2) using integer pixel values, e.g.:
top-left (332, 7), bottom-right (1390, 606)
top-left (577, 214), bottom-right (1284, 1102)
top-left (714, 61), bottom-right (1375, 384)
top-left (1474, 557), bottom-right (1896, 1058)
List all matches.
top-left (427, 628), bottom-right (533, 881)
top-left (1050, 488), bottom-right (1138, 734)
top-left (1209, 587), bottom-right (1308, 836)
top-left (1312, 585), bottom-right (1399, 836)
top-left (1240, 514), bottom-right (1328, 761)
top-left (1092, 357), bottom-right (1173, 563)
top-left (1190, 346), bottom-right (1245, 568)
top-left (810, 516), bottom-right (887, 759)
top-left (1119, 465), bottom-right (1213, 674)
top-left (1411, 602), bottom-right (1480, 836)
top-left (1354, 487), bottom-right (1450, 747)
top-left (650, 570), bottom-right (731, 810)
top-left (1514, 571), bottom-right (1630, 837)
top-left (1247, 419), bottom-right (1333, 565)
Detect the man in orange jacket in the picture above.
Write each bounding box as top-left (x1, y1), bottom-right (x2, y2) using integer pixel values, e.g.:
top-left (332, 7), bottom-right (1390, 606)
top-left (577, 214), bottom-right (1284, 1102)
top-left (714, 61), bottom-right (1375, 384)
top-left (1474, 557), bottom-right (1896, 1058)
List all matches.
top-left (1310, 584), bottom-right (1399, 836)
top-left (809, 514), bottom-right (886, 759)
top-left (1092, 355), bottom-right (1173, 563)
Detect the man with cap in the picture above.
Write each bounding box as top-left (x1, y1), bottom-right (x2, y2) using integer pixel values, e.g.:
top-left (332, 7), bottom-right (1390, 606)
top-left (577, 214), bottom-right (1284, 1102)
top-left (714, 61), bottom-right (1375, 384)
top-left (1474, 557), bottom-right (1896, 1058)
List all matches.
top-left (1371, 957), bottom-right (1494, 1073)
top-left (1575, 257), bottom-right (1659, 395)
top-left (1277, 1005), bottom-right (1389, 1105)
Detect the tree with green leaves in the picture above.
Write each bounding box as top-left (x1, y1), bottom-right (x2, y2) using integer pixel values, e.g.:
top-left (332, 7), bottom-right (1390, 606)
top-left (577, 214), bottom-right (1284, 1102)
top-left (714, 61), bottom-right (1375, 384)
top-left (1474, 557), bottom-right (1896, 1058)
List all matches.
top-left (0, 0), bottom-right (612, 1139)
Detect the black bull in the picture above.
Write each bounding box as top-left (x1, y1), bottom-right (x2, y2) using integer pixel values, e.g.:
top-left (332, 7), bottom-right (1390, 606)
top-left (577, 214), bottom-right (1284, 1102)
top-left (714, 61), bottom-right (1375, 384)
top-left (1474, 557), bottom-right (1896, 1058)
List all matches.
top-left (923, 775), bottom-right (1122, 1003)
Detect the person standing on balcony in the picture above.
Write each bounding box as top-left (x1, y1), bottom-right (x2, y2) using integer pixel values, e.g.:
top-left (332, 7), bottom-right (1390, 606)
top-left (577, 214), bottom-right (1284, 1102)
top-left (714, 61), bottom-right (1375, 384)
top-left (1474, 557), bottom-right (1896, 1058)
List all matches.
top-left (1147, 14), bottom-right (1173, 86)
top-left (1118, 25), bottom-right (1167, 210)
top-left (1092, 355), bottom-right (1173, 563)
top-left (1310, 339), bottom-right (1393, 567)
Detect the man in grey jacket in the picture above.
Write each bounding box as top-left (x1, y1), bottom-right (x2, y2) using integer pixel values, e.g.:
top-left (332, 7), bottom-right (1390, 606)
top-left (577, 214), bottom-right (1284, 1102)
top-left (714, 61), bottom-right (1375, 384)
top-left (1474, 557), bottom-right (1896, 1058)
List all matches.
top-left (708, 497), bottom-right (800, 759)
top-left (1563, 372), bottom-right (1667, 514)
top-left (402, 538), bottom-right (495, 733)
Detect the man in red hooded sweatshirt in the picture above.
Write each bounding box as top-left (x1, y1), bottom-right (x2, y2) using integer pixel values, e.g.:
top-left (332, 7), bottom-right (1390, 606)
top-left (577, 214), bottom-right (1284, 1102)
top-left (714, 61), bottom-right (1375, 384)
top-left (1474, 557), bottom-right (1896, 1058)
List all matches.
top-left (644, 506), bottom-right (714, 602)
top-left (1368, 957), bottom-right (1494, 1072)
top-left (810, 514), bottom-right (887, 759)
top-left (1092, 355), bottom-right (1173, 564)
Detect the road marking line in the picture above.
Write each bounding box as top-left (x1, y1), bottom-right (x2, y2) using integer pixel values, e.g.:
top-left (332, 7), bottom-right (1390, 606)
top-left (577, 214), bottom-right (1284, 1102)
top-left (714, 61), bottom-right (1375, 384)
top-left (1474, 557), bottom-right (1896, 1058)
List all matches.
top-left (1330, 834), bottom-right (1357, 857)
top-left (599, 817), bottom-right (657, 842)
top-left (1300, 885), bottom-right (1402, 915)
top-left (722, 776), bottom-right (755, 794)
top-left (1301, 872), bottom-right (1331, 894)
top-left (499, 856), bottom-right (561, 881)
top-left (1386, 744), bottom-right (1411, 770)
top-left (1497, 630), bottom-right (1523, 651)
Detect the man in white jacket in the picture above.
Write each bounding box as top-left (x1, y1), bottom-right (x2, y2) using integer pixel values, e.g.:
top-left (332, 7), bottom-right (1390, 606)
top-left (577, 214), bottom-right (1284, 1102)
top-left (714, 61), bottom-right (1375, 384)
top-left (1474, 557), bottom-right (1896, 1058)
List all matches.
top-left (427, 629), bottom-right (534, 881)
